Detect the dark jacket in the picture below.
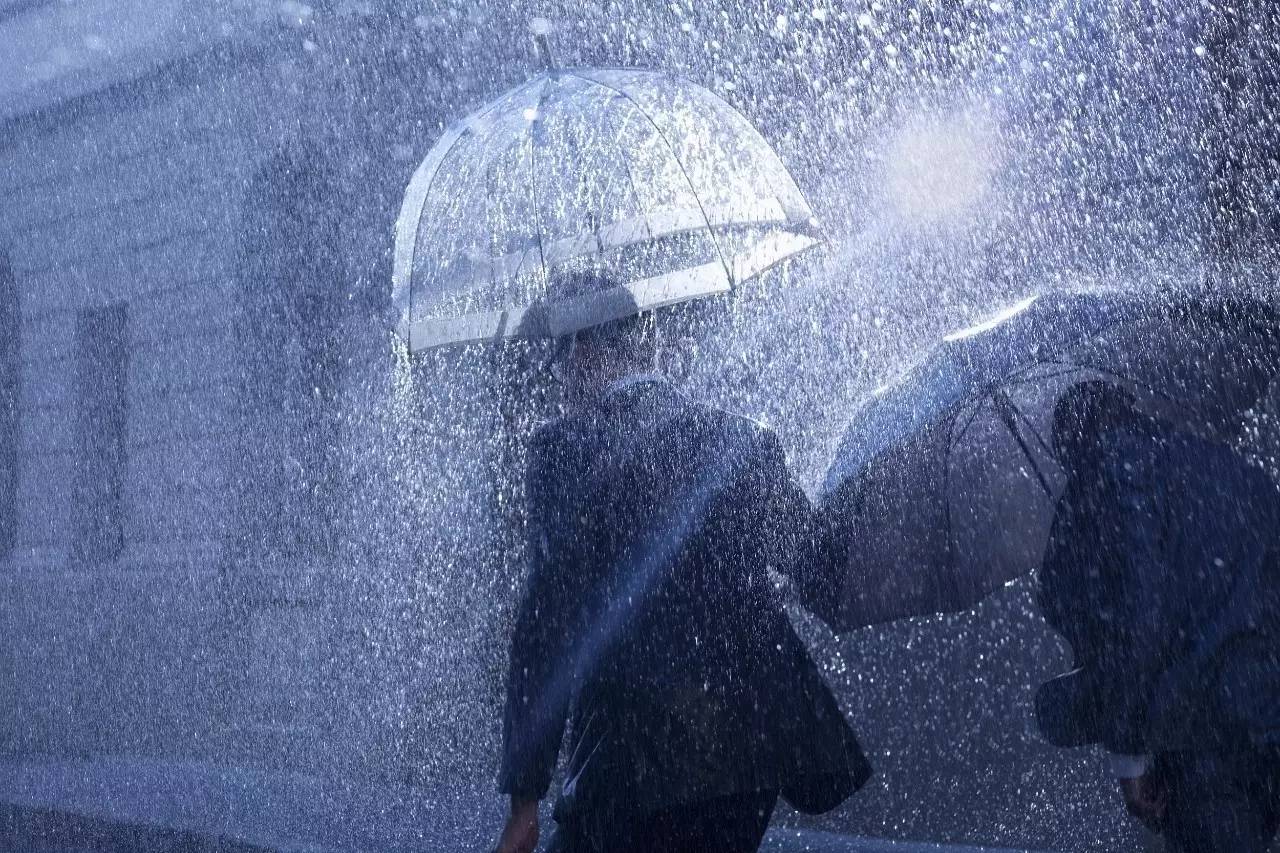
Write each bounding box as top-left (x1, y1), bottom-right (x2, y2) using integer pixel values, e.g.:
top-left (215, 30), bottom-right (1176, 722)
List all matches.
top-left (1036, 424), bottom-right (1280, 755)
top-left (498, 379), bottom-right (869, 831)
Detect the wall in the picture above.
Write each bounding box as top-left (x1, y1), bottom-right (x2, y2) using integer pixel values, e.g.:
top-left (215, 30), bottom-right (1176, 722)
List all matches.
top-left (0, 48), bottom-right (269, 761)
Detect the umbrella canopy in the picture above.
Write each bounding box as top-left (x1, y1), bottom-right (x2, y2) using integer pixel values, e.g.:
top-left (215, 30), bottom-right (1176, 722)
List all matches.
top-left (392, 67), bottom-right (821, 352)
top-left (821, 289), bottom-right (1280, 630)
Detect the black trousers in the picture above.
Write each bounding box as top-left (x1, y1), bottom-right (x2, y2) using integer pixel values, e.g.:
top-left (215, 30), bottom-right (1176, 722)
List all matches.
top-left (1154, 747), bottom-right (1280, 853)
top-left (547, 790), bottom-right (779, 853)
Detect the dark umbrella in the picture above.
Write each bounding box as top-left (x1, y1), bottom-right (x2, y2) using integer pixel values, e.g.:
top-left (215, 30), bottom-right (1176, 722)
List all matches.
top-left (820, 289), bottom-right (1280, 630)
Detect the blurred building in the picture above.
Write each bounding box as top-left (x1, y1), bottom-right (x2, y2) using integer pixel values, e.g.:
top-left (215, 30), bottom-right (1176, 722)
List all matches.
top-left (0, 0), bottom-right (417, 779)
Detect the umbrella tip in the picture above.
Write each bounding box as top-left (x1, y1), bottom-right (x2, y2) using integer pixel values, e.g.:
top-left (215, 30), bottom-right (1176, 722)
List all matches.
top-left (529, 17), bottom-right (556, 71)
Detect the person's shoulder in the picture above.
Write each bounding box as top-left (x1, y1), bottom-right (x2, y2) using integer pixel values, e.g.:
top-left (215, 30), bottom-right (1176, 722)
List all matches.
top-left (1158, 429), bottom-right (1245, 478)
top-left (1132, 428), bottom-right (1278, 506)
top-left (686, 400), bottom-right (780, 455)
top-left (1177, 431), bottom-right (1279, 498)
top-left (528, 415), bottom-right (579, 465)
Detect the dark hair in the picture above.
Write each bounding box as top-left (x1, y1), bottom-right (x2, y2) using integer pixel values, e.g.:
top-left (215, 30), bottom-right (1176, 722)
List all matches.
top-left (547, 269), bottom-right (658, 362)
top-left (1051, 380), bottom-right (1140, 462)
top-left (576, 311), bottom-right (657, 356)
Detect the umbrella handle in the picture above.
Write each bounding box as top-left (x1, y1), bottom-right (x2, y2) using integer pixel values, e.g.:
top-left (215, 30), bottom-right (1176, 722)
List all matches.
top-left (530, 18), bottom-right (556, 71)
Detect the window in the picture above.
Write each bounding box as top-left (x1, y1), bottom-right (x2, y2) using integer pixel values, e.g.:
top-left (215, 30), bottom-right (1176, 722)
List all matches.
top-left (0, 253), bottom-right (17, 560)
top-left (72, 302), bottom-right (128, 565)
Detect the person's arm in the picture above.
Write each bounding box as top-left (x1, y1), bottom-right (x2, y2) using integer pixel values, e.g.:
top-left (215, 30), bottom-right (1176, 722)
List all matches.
top-left (1041, 435), bottom-right (1171, 755)
top-left (1089, 439), bottom-right (1177, 828)
top-left (1095, 439), bottom-right (1179, 756)
top-left (743, 426), bottom-right (844, 626)
top-left (495, 434), bottom-right (573, 852)
top-left (498, 528), bottom-right (571, 796)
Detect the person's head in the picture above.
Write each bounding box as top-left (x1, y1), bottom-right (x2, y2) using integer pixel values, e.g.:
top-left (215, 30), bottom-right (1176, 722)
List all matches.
top-left (1051, 380), bottom-right (1144, 469)
top-left (544, 270), bottom-right (660, 397)
top-left (551, 312), bottom-right (659, 395)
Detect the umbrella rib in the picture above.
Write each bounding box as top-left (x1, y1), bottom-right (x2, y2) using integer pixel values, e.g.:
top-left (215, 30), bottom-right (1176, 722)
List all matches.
top-left (608, 104), bottom-right (655, 241)
top-left (991, 390), bottom-right (1056, 499)
top-left (402, 84), bottom-right (536, 331)
top-left (582, 98), bottom-right (652, 252)
top-left (527, 133), bottom-right (548, 288)
top-left (680, 78), bottom-right (811, 226)
top-left (1002, 361), bottom-right (1084, 384)
top-left (998, 384), bottom-right (1059, 458)
top-left (940, 391), bottom-right (975, 607)
top-left (1023, 354), bottom-right (1206, 428)
top-left (481, 141), bottom-right (507, 313)
top-left (525, 78), bottom-right (556, 294)
top-left (619, 146), bottom-right (654, 242)
top-left (951, 396), bottom-right (987, 447)
top-left (1004, 391), bottom-right (1056, 459)
top-left (589, 101), bottom-right (626, 216)
top-left (566, 71), bottom-right (735, 289)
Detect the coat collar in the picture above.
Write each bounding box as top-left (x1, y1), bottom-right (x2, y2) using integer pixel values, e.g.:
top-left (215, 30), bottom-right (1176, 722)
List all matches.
top-left (602, 372), bottom-right (668, 402)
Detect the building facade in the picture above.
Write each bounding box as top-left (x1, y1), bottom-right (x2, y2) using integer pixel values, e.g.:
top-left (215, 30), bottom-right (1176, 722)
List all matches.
top-left (1, 3), bottom-right (413, 778)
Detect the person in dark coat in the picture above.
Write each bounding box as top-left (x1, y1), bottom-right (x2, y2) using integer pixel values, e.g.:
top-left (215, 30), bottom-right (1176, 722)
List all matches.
top-left (492, 283), bottom-right (870, 853)
top-left (1035, 380), bottom-right (1280, 852)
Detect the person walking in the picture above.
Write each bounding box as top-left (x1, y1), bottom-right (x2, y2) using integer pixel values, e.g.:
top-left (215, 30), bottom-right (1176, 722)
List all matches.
top-left (492, 274), bottom-right (870, 853)
top-left (1036, 381), bottom-right (1280, 852)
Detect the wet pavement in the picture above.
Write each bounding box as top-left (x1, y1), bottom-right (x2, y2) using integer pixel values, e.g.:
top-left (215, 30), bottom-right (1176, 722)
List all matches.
top-left (0, 759), bottom-right (1051, 852)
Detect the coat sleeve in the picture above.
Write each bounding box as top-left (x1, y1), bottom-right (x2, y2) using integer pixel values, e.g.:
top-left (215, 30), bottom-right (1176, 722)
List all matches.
top-left (1038, 437), bottom-right (1179, 754)
top-left (742, 426), bottom-right (844, 627)
top-left (498, 430), bottom-right (574, 800)
top-left (1097, 439), bottom-right (1195, 752)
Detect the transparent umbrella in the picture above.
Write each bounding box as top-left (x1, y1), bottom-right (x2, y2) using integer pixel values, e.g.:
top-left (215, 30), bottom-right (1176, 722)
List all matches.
top-left (391, 56), bottom-right (821, 352)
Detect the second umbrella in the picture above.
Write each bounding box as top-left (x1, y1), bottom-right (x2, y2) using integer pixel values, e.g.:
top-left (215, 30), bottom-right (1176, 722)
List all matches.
top-left (821, 289), bottom-right (1280, 630)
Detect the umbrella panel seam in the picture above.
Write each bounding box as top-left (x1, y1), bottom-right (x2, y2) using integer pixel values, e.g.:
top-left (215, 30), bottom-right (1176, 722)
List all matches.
top-left (564, 70), bottom-right (736, 291)
top-left (395, 78), bottom-right (544, 331)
